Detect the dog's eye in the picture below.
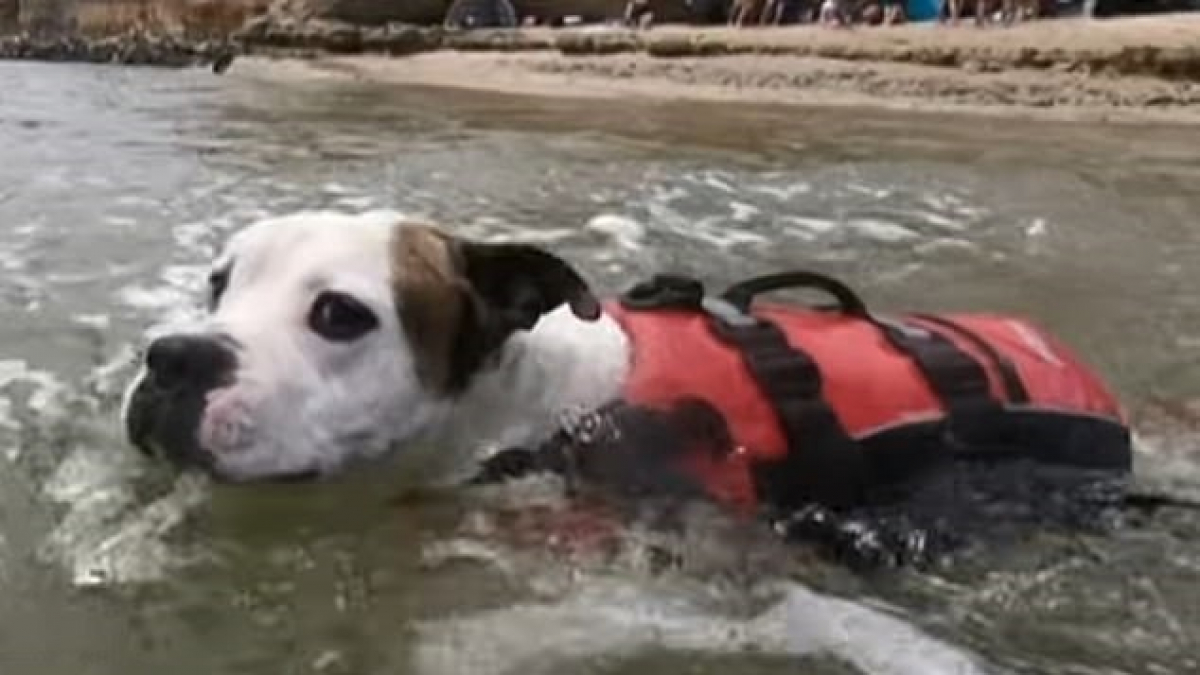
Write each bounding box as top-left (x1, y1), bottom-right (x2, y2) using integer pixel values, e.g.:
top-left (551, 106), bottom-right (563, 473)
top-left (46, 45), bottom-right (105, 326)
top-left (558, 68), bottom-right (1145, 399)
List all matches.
top-left (309, 291), bottom-right (378, 342)
top-left (208, 268), bottom-right (230, 310)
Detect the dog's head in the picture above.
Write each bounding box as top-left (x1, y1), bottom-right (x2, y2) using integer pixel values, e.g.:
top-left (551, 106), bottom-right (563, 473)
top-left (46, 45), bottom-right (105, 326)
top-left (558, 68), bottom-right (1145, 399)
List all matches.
top-left (121, 212), bottom-right (600, 482)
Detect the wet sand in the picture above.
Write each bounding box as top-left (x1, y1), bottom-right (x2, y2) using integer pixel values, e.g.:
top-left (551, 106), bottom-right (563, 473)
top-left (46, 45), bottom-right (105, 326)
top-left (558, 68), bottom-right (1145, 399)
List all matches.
top-left (240, 14), bottom-right (1200, 124)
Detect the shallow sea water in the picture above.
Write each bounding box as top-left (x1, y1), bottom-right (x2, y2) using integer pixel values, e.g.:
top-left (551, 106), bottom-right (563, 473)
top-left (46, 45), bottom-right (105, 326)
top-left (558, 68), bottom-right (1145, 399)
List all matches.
top-left (0, 60), bottom-right (1198, 675)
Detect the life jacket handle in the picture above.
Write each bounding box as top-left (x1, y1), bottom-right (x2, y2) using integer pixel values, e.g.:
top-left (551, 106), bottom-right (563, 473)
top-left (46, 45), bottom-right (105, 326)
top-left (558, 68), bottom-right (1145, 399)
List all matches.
top-left (720, 270), bottom-right (870, 317)
top-left (717, 272), bottom-right (929, 354)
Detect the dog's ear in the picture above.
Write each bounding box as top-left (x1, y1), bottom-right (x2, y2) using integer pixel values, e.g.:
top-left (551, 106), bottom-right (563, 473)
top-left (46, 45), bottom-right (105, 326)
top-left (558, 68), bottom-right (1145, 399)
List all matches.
top-left (457, 241), bottom-right (601, 334)
top-left (390, 225), bottom-right (602, 394)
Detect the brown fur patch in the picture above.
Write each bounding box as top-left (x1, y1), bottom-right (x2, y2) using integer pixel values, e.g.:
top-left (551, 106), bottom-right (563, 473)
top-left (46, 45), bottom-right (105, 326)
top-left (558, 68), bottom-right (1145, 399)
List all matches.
top-left (388, 222), bottom-right (467, 393)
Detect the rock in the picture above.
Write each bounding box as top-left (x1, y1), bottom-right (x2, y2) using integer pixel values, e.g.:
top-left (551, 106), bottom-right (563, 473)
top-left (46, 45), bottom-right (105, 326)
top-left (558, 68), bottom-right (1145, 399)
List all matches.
top-left (556, 31), bottom-right (639, 56)
top-left (692, 37), bottom-right (731, 57)
top-left (314, 20), bottom-right (365, 53)
top-left (234, 13), bottom-right (275, 42)
top-left (1012, 47), bottom-right (1037, 67)
top-left (1152, 46), bottom-right (1200, 81)
top-left (304, 0), bottom-right (449, 27)
top-left (445, 28), bottom-right (550, 52)
top-left (0, 30), bottom-right (238, 69)
top-left (361, 23), bottom-right (438, 55)
top-left (212, 51), bottom-right (237, 73)
top-left (644, 35), bottom-right (692, 58)
top-left (233, 8), bottom-right (446, 56)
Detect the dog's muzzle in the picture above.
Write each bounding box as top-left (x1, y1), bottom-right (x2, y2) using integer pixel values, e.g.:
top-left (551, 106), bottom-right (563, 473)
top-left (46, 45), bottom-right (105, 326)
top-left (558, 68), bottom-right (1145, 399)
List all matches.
top-left (125, 332), bottom-right (238, 470)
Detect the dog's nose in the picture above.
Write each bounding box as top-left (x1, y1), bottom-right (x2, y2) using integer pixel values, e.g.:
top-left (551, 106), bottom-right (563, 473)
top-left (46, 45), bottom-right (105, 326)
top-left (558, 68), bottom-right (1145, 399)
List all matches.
top-left (144, 334), bottom-right (236, 389)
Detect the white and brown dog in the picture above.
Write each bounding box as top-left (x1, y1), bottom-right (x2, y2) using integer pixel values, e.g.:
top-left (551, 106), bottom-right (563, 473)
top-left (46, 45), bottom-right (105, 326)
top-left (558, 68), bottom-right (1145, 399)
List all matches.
top-left (122, 211), bottom-right (628, 488)
top-left (123, 209), bottom-right (1135, 549)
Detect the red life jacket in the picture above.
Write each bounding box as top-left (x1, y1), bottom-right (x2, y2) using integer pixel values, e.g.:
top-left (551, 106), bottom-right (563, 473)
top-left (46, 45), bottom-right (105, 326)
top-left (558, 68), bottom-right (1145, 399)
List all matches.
top-left (605, 273), bottom-right (1131, 514)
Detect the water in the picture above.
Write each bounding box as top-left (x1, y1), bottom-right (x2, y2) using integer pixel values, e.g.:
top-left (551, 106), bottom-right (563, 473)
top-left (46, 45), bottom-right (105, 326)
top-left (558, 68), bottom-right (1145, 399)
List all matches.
top-left (1, 59), bottom-right (1198, 675)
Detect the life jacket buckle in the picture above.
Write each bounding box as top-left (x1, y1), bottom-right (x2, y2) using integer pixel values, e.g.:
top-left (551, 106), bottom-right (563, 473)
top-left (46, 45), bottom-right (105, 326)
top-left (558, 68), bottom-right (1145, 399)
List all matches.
top-left (872, 315), bottom-right (934, 350)
top-left (701, 296), bottom-right (760, 329)
top-left (620, 274), bottom-right (705, 311)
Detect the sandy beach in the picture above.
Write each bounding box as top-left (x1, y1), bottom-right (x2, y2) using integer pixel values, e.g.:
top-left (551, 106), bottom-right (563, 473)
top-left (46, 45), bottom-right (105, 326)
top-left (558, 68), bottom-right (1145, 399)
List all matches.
top-left (237, 14), bottom-right (1200, 124)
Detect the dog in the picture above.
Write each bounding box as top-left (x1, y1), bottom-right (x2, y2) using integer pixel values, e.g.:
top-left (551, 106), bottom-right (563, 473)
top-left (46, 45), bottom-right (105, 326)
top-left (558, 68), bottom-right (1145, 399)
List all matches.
top-left (123, 212), bottom-right (1135, 564)
top-left (122, 211), bottom-right (626, 488)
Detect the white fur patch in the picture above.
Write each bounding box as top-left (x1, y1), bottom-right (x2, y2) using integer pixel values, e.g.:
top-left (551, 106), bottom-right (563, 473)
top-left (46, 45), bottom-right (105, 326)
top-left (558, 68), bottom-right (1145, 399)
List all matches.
top-left (124, 210), bottom-right (630, 486)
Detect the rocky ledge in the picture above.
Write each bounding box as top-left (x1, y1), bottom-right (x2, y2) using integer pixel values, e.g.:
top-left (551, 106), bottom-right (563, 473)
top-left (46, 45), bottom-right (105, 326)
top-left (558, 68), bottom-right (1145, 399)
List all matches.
top-left (233, 15), bottom-right (444, 55)
top-left (6, 12), bottom-right (1200, 84)
top-left (234, 15), bottom-right (1200, 82)
top-left (232, 14), bottom-right (571, 56)
top-left (0, 32), bottom-right (238, 68)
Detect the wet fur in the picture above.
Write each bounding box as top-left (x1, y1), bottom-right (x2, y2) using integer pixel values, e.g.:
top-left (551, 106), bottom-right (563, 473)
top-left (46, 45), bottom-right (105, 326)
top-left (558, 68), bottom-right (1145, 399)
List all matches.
top-left (123, 211), bottom-right (628, 486)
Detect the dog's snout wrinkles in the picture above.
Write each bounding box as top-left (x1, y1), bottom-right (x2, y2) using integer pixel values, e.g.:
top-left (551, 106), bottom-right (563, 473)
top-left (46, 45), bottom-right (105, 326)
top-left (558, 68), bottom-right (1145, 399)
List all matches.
top-left (145, 334), bottom-right (236, 389)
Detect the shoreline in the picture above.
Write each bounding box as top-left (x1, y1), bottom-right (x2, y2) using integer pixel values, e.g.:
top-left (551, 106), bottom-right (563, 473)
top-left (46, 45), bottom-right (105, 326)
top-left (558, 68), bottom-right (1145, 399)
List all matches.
top-left (6, 14), bottom-right (1200, 124)
top-left (0, 31), bottom-right (236, 67)
top-left (275, 50), bottom-right (1199, 125)
top-left (234, 13), bottom-right (1200, 125)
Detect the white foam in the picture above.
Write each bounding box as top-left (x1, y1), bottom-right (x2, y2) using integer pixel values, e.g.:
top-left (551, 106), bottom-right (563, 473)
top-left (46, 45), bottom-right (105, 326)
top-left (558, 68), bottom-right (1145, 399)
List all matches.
top-left (335, 195), bottom-right (379, 211)
top-left (73, 314), bottom-right (111, 330)
top-left (846, 183), bottom-right (894, 200)
top-left (700, 173), bottom-right (736, 193)
top-left (40, 452), bottom-right (209, 587)
top-left (586, 214), bottom-right (645, 250)
top-left (846, 218), bottom-right (920, 243)
top-left (0, 399), bottom-right (17, 461)
top-left (44, 271), bottom-right (104, 284)
top-left (321, 182), bottom-right (355, 195)
top-left (160, 264), bottom-right (208, 291)
top-left (1174, 335), bottom-right (1200, 349)
top-left (117, 283), bottom-right (193, 312)
top-left (115, 195), bottom-right (159, 208)
top-left (690, 225), bottom-right (770, 249)
top-left (921, 192), bottom-right (967, 211)
top-left (413, 576), bottom-right (988, 675)
top-left (748, 181), bottom-right (813, 201)
top-left (0, 359), bottom-right (69, 430)
top-left (42, 443), bottom-right (134, 505)
top-left (13, 221), bottom-right (41, 237)
top-left (20, 205), bottom-right (261, 587)
top-left (420, 538), bottom-right (517, 577)
top-left (729, 201), bottom-right (761, 222)
top-left (84, 344), bottom-right (140, 400)
top-left (174, 219), bottom-right (220, 255)
top-left (917, 211), bottom-right (969, 232)
top-left (0, 231), bottom-right (33, 273)
top-left (1131, 432), bottom-right (1200, 502)
top-left (649, 185), bottom-right (689, 204)
top-left (0, 254), bottom-right (26, 272)
top-left (1024, 218), bottom-right (1048, 238)
top-left (103, 215), bottom-right (139, 228)
top-left (915, 238), bottom-right (980, 256)
top-left (781, 216), bottom-right (838, 238)
top-left (643, 198), bottom-right (771, 251)
top-left (482, 228), bottom-right (578, 245)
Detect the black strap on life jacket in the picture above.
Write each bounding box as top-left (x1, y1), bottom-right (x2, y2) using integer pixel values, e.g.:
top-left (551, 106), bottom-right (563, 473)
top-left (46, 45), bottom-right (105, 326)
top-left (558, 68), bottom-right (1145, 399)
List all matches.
top-left (871, 316), bottom-right (1002, 445)
top-left (718, 271), bottom-right (1030, 446)
top-left (910, 313), bottom-right (1030, 405)
top-left (624, 273), bottom-right (868, 509)
top-left (620, 270), bottom-right (1029, 510)
top-left (706, 294), bottom-right (870, 510)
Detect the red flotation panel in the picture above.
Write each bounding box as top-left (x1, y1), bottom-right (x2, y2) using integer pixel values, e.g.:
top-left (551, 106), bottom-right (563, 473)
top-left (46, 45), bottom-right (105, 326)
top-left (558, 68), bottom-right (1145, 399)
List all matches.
top-left (606, 301), bottom-right (1130, 512)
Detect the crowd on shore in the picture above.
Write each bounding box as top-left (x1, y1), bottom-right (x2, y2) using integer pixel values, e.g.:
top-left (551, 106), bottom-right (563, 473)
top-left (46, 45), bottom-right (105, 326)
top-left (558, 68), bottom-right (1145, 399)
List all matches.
top-left (440, 0), bottom-right (1059, 31)
top-left (620, 0), bottom-right (1048, 29)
